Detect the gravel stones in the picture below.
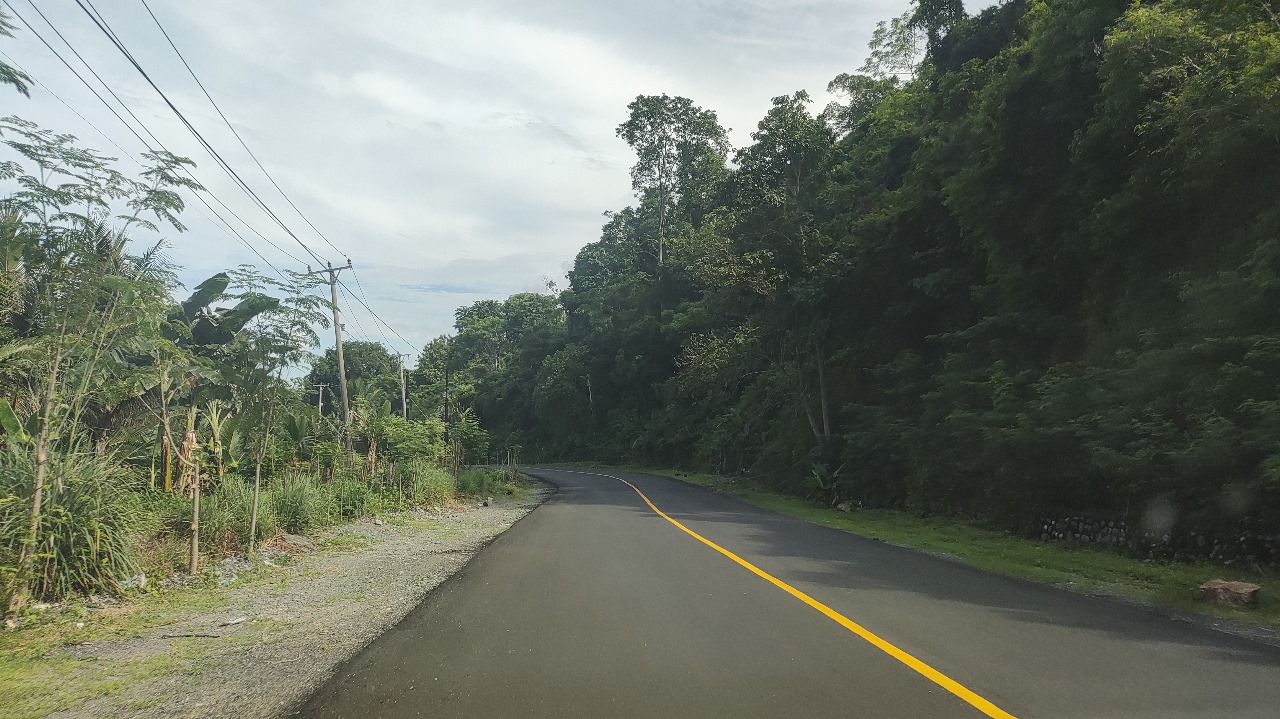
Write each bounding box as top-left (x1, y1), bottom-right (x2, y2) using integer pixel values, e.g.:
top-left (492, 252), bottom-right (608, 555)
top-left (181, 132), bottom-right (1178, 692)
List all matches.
top-left (45, 485), bottom-right (552, 719)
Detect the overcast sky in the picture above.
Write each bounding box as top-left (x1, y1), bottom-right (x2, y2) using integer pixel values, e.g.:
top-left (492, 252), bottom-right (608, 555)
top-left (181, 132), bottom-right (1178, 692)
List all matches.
top-left (2, 0), bottom-right (925, 357)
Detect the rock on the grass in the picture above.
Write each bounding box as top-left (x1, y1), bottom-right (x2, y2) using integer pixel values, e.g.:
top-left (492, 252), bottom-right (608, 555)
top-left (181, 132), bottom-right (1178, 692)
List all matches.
top-left (1198, 579), bottom-right (1261, 607)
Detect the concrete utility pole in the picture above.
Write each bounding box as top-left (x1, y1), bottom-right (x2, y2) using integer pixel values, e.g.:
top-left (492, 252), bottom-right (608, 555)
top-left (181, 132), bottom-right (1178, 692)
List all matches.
top-left (308, 260), bottom-right (354, 446)
top-left (312, 383), bottom-right (328, 414)
top-left (443, 348), bottom-right (451, 438)
top-left (396, 354), bottom-right (409, 420)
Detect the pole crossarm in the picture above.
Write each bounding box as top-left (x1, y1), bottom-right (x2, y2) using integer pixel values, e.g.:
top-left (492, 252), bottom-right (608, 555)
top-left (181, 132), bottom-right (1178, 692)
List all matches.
top-left (306, 260), bottom-right (354, 447)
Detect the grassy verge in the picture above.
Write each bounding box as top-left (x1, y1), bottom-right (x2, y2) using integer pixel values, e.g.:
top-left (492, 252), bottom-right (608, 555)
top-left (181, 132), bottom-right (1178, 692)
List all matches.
top-left (0, 491), bottom-right (486, 719)
top-left (0, 578), bottom-right (240, 719)
top-left (545, 463), bottom-right (1280, 627)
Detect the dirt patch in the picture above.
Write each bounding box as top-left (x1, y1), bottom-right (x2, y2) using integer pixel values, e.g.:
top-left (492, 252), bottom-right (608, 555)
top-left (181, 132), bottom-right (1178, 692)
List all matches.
top-left (45, 485), bottom-right (551, 719)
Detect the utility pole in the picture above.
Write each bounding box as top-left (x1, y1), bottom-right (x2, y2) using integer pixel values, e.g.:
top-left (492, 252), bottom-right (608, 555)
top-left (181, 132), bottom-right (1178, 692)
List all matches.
top-left (308, 260), bottom-right (353, 446)
top-left (443, 352), bottom-right (451, 439)
top-left (396, 353), bottom-right (409, 420)
top-left (312, 383), bottom-right (328, 414)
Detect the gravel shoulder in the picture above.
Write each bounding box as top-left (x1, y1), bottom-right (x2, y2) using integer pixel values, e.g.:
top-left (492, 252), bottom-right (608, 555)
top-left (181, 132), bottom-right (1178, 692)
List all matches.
top-left (21, 483), bottom-right (551, 719)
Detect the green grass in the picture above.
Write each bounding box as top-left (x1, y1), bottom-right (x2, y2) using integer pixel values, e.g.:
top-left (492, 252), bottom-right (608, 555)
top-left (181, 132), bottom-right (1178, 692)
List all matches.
top-left (0, 584), bottom-right (233, 719)
top-left (315, 528), bottom-right (375, 551)
top-left (550, 464), bottom-right (1280, 627)
top-left (0, 491), bottom-right (500, 718)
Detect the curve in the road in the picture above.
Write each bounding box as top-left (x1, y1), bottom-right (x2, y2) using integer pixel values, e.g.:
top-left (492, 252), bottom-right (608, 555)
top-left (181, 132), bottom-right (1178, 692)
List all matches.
top-left (558, 467), bottom-right (1017, 719)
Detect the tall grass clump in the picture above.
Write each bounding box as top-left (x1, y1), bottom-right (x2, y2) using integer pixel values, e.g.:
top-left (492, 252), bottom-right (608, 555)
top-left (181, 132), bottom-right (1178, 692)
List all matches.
top-left (201, 478), bottom-right (279, 552)
top-left (0, 450), bottom-right (144, 600)
top-left (405, 460), bottom-right (455, 506)
top-left (457, 467), bottom-right (504, 497)
top-left (330, 473), bottom-right (384, 519)
top-left (271, 471), bottom-right (335, 533)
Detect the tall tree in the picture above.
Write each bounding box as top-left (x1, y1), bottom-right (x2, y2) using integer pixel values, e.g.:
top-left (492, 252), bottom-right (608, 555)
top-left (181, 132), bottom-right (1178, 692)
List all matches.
top-left (615, 94), bottom-right (730, 265)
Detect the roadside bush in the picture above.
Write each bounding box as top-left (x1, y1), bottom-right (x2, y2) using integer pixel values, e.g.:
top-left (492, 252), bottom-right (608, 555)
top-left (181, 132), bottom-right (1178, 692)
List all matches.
top-left (271, 471), bottom-right (336, 533)
top-left (0, 494), bottom-right (18, 605)
top-left (0, 450), bottom-right (144, 600)
top-left (131, 489), bottom-right (190, 578)
top-left (457, 468), bottom-right (504, 497)
top-left (201, 478), bottom-right (279, 553)
top-left (405, 460), bottom-right (454, 505)
top-left (330, 475), bottom-right (384, 519)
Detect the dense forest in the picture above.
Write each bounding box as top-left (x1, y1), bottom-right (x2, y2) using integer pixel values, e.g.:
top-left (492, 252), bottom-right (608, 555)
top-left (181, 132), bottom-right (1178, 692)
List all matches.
top-left (425, 0), bottom-right (1280, 543)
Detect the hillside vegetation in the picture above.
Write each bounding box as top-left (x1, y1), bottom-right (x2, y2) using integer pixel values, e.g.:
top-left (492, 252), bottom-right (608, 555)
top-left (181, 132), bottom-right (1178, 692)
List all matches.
top-left (427, 0), bottom-right (1280, 553)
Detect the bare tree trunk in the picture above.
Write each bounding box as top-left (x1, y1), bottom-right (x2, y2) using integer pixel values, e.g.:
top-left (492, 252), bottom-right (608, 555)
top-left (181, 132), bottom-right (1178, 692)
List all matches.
top-left (657, 144), bottom-right (668, 266)
top-left (160, 431), bottom-right (173, 492)
top-left (189, 457), bottom-right (200, 575)
top-left (816, 342), bottom-right (831, 440)
top-left (213, 436), bottom-right (225, 479)
top-left (177, 406), bottom-right (198, 495)
top-left (249, 398), bottom-right (278, 555)
top-left (6, 345), bottom-right (63, 616)
top-left (795, 349), bottom-right (823, 442)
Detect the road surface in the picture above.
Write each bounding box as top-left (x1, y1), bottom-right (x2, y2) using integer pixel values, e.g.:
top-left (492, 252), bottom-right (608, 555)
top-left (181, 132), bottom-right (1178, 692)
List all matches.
top-left (293, 468), bottom-right (1280, 718)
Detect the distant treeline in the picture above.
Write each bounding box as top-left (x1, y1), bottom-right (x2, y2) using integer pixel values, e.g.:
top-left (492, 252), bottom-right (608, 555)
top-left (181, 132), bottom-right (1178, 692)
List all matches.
top-left (424, 0), bottom-right (1280, 536)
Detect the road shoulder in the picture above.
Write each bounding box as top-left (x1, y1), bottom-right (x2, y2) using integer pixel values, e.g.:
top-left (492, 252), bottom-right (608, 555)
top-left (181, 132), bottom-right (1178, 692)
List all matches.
top-left (1, 484), bottom-right (552, 719)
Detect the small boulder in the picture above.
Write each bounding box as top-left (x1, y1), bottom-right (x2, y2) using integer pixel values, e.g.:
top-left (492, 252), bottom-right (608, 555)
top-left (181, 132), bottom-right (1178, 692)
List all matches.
top-left (120, 573), bottom-right (148, 591)
top-left (1198, 579), bottom-right (1261, 607)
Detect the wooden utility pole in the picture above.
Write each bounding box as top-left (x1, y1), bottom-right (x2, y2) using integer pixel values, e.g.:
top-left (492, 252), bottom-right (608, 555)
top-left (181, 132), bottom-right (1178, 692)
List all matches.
top-left (308, 260), bottom-right (353, 446)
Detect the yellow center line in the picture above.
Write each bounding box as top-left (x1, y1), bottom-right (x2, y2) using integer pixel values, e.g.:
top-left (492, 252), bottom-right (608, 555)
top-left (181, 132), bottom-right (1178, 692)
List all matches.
top-left (546, 468), bottom-right (1018, 719)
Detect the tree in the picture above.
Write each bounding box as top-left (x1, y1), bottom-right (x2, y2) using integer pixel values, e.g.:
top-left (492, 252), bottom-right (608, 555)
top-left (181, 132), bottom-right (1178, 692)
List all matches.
top-left (0, 116), bottom-right (197, 613)
top-left (0, 9), bottom-right (31, 97)
top-left (615, 94), bottom-right (730, 265)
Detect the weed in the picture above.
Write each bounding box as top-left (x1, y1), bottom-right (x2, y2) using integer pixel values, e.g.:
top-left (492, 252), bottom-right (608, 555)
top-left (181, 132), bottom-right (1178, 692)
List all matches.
top-left (271, 471), bottom-right (336, 533)
top-left (0, 450), bottom-right (145, 601)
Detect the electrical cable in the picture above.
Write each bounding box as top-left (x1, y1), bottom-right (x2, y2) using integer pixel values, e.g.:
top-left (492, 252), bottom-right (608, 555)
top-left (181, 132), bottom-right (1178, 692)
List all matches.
top-left (12, 0), bottom-right (419, 352)
top-left (337, 286), bottom-right (370, 344)
top-left (73, 0), bottom-right (329, 266)
top-left (137, 0), bottom-right (347, 260)
top-left (5, 0), bottom-right (306, 271)
top-left (0, 49), bottom-right (290, 280)
top-left (124, 1), bottom-right (422, 353)
top-left (339, 274), bottom-right (416, 352)
top-left (347, 267), bottom-right (399, 350)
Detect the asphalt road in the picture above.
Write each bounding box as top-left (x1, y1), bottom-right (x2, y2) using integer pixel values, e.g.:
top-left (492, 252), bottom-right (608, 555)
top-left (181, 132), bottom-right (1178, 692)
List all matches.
top-left (293, 468), bottom-right (1280, 719)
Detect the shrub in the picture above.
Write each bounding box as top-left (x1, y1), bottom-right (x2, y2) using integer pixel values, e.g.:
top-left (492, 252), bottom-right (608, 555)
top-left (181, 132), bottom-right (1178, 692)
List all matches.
top-left (457, 467), bottom-right (504, 497)
top-left (270, 471), bottom-right (335, 533)
top-left (201, 478), bottom-right (279, 553)
top-left (405, 460), bottom-right (455, 506)
top-left (0, 449), bottom-right (145, 600)
top-left (330, 475), bottom-right (384, 519)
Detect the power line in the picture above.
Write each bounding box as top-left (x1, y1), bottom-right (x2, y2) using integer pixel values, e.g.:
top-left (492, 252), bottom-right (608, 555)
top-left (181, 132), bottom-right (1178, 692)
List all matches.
top-left (347, 267), bottom-right (398, 350)
top-left (337, 285), bottom-right (370, 343)
top-left (5, 0), bottom-right (305, 272)
top-left (135, 0), bottom-right (417, 356)
top-left (12, 0), bottom-right (419, 355)
top-left (0, 47), bottom-right (290, 280)
top-left (136, 0), bottom-right (346, 259)
top-left (72, 0), bottom-right (329, 266)
top-left (340, 273), bottom-right (416, 352)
